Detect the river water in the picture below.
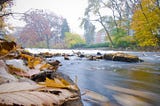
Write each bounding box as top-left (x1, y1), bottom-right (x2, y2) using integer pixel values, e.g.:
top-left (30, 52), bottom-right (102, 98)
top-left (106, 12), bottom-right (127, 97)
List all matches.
top-left (27, 48), bottom-right (160, 106)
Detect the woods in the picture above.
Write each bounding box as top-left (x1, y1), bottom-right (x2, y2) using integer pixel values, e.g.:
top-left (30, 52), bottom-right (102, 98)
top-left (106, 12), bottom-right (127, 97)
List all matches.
top-left (81, 0), bottom-right (160, 49)
top-left (0, 0), bottom-right (160, 106)
top-left (18, 9), bottom-right (64, 48)
top-left (1, 0), bottom-right (160, 50)
top-left (131, 0), bottom-right (160, 47)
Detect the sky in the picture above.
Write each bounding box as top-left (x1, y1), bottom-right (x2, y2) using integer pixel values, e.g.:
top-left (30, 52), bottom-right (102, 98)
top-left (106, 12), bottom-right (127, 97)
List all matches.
top-left (10, 0), bottom-right (88, 35)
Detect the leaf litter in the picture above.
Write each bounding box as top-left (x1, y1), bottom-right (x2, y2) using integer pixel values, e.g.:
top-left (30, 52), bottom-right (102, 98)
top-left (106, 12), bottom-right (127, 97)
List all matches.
top-left (0, 39), bottom-right (81, 106)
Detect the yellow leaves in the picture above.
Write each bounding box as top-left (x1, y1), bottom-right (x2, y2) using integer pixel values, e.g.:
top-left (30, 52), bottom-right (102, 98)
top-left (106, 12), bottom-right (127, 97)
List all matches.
top-left (20, 53), bottom-right (56, 70)
top-left (138, 37), bottom-right (158, 47)
top-left (0, 49), bottom-right (8, 54)
top-left (39, 63), bottom-right (56, 71)
top-left (20, 53), bottom-right (42, 69)
top-left (20, 53), bottom-right (32, 62)
top-left (65, 32), bottom-right (85, 48)
top-left (0, 40), bottom-right (81, 105)
top-left (45, 77), bottom-right (69, 88)
top-left (42, 77), bottom-right (78, 91)
top-left (0, 40), bottom-right (16, 56)
top-left (131, 0), bottom-right (160, 47)
top-left (18, 51), bottom-right (59, 72)
top-left (7, 65), bottom-right (29, 77)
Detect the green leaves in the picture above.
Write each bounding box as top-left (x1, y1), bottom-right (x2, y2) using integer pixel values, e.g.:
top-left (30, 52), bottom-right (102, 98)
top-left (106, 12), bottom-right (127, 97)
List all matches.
top-left (65, 32), bottom-right (85, 48)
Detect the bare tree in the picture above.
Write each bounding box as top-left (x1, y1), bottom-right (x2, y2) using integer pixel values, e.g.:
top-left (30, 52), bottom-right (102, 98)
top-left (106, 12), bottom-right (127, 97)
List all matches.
top-left (83, 0), bottom-right (114, 46)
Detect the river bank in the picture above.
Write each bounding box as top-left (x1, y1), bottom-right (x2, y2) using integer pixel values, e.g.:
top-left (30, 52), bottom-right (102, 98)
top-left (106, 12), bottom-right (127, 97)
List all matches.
top-left (0, 40), bottom-right (83, 106)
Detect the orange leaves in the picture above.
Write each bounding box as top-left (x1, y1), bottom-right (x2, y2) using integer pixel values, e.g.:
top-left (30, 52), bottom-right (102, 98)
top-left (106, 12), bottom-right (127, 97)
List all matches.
top-left (41, 77), bottom-right (78, 91)
top-left (20, 53), bottom-right (42, 69)
top-left (7, 65), bottom-right (30, 77)
top-left (0, 40), bottom-right (81, 106)
top-left (45, 77), bottom-right (70, 88)
top-left (0, 40), bottom-right (16, 56)
top-left (19, 53), bottom-right (57, 71)
top-left (39, 63), bottom-right (56, 71)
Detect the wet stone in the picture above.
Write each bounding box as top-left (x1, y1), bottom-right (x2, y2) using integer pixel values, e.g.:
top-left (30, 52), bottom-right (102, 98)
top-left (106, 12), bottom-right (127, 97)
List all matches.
top-left (103, 52), bottom-right (143, 63)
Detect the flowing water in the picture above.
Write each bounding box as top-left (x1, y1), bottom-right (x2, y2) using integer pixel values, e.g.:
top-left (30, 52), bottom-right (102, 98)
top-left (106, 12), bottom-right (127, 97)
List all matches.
top-left (27, 48), bottom-right (160, 106)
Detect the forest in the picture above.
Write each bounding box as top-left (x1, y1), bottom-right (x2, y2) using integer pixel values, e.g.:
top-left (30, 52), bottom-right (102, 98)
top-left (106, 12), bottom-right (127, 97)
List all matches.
top-left (0, 0), bottom-right (160, 106)
top-left (0, 0), bottom-right (160, 50)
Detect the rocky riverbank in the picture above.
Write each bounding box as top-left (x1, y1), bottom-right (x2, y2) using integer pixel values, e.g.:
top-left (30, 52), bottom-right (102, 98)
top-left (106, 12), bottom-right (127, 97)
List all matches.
top-left (0, 39), bottom-right (83, 106)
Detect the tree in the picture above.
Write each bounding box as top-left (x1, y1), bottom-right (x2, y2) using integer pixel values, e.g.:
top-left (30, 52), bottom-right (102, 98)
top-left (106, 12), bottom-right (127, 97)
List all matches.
top-left (81, 18), bottom-right (95, 44)
top-left (60, 19), bottom-right (70, 39)
top-left (131, 0), bottom-right (160, 47)
top-left (83, 0), bottom-right (141, 47)
top-left (18, 9), bottom-right (64, 48)
top-left (83, 0), bottom-right (115, 46)
top-left (65, 32), bottom-right (85, 48)
top-left (0, 0), bottom-right (13, 38)
top-left (0, 0), bottom-right (12, 14)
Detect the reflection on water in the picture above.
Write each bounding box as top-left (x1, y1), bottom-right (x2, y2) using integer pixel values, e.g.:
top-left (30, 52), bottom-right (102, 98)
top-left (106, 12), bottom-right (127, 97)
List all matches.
top-left (27, 48), bottom-right (160, 106)
top-left (115, 62), bottom-right (160, 94)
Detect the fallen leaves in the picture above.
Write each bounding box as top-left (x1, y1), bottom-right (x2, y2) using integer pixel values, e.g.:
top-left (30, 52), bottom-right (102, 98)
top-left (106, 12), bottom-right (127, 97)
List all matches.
top-left (20, 53), bottom-right (42, 69)
top-left (0, 40), bottom-right (16, 55)
top-left (0, 40), bottom-right (17, 59)
top-left (0, 60), bottom-right (18, 84)
top-left (0, 39), bottom-right (81, 106)
top-left (43, 77), bottom-right (78, 91)
top-left (45, 77), bottom-right (69, 88)
top-left (0, 82), bottom-right (79, 106)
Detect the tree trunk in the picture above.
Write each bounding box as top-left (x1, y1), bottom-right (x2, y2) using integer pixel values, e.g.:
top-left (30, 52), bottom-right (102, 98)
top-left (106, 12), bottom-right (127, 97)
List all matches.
top-left (46, 35), bottom-right (50, 49)
top-left (98, 11), bottom-right (114, 47)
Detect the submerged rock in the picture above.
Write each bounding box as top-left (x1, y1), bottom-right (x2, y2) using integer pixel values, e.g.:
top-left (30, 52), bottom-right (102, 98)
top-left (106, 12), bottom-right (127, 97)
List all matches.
top-left (64, 55), bottom-right (70, 60)
top-left (38, 52), bottom-right (55, 58)
top-left (88, 55), bottom-right (97, 61)
top-left (97, 52), bottom-right (102, 55)
top-left (103, 52), bottom-right (143, 62)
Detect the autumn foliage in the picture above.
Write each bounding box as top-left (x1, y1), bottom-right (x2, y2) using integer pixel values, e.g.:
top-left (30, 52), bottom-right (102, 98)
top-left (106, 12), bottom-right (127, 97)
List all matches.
top-left (0, 39), bottom-right (80, 105)
top-left (131, 0), bottom-right (160, 47)
top-left (18, 9), bottom-right (64, 48)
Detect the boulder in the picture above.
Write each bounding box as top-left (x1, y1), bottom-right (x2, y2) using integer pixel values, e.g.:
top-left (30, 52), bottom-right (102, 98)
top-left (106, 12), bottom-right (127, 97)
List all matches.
top-left (64, 55), bottom-right (70, 60)
top-left (97, 52), bottom-right (102, 55)
top-left (103, 52), bottom-right (143, 62)
top-left (88, 55), bottom-right (97, 60)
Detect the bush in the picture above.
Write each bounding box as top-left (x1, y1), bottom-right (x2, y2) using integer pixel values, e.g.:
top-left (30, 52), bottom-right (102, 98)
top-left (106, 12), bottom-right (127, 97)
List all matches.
top-left (84, 42), bottom-right (110, 48)
top-left (113, 36), bottom-right (137, 48)
top-left (71, 43), bottom-right (87, 48)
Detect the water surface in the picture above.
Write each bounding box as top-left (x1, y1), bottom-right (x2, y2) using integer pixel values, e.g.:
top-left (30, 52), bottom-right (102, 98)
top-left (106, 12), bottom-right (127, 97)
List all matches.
top-left (27, 48), bottom-right (160, 106)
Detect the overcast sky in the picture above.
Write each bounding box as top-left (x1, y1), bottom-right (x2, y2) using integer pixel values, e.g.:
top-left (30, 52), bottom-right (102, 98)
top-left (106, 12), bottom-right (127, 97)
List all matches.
top-left (11, 0), bottom-right (88, 34)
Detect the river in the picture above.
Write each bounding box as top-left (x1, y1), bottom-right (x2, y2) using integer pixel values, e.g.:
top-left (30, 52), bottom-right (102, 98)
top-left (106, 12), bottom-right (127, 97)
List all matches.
top-left (27, 48), bottom-right (160, 106)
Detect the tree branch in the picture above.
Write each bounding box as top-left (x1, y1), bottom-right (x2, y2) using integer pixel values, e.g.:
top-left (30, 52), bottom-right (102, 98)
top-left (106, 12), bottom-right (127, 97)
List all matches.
top-left (97, 11), bottom-right (114, 46)
top-left (0, 12), bottom-right (12, 17)
top-left (0, 12), bottom-right (26, 17)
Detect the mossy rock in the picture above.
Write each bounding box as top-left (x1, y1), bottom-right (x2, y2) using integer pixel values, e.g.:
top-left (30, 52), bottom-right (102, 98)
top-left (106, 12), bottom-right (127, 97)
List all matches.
top-left (103, 52), bottom-right (143, 63)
